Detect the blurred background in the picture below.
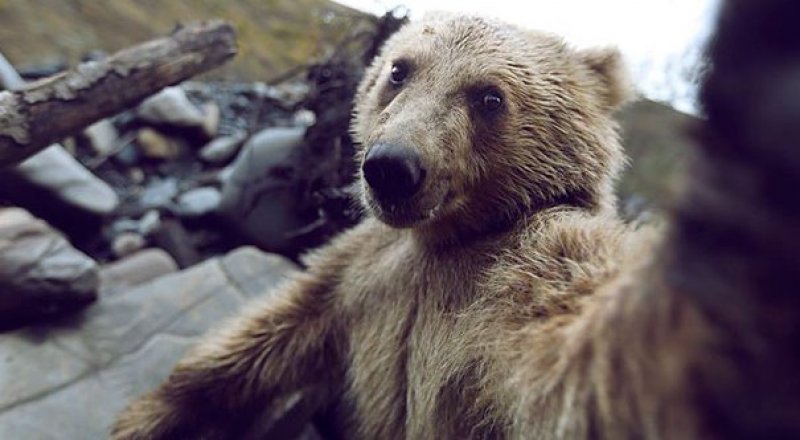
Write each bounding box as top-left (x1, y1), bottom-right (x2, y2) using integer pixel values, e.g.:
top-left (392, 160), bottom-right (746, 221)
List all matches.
top-left (0, 1), bottom-right (716, 438)
top-left (0, 0), bottom-right (718, 111)
top-left (0, 0), bottom-right (361, 81)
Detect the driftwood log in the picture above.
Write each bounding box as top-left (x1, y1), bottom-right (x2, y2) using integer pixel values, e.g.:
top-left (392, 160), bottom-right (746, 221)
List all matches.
top-left (0, 20), bottom-right (237, 167)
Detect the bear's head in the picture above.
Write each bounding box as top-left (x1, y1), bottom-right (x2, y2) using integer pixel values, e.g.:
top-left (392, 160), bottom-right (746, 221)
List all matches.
top-left (352, 14), bottom-right (633, 240)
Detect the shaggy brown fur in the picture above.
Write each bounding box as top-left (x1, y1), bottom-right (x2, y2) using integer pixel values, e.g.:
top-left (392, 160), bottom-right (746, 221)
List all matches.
top-left (112, 3), bottom-right (800, 439)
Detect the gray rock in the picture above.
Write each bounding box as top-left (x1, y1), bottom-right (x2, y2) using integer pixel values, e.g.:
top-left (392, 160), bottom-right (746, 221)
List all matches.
top-left (139, 178), bottom-right (178, 210)
top-left (137, 210), bottom-right (162, 237)
top-left (99, 249), bottom-right (178, 297)
top-left (199, 130), bottom-right (247, 164)
top-left (180, 81), bottom-right (212, 95)
top-left (1, 52), bottom-right (118, 216)
top-left (136, 86), bottom-right (206, 129)
top-left (15, 145), bottom-right (120, 215)
top-left (110, 218), bottom-right (140, 235)
top-left (0, 247), bottom-right (298, 439)
top-left (292, 109), bottom-right (317, 127)
top-left (111, 232), bottom-right (146, 259)
top-left (83, 119), bottom-right (120, 156)
top-left (218, 126), bottom-right (309, 253)
top-left (111, 211), bottom-right (163, 240)
top-left (0, 207), bottom-right (33, 227)
top-left (219, 246), bottom-right (298, 299)
top-left (175, 186), bottom-right (222, 217)
top-left (0, 51), bottom-right (24, 90)
top-left (0, 208), bottom-right (98, 329)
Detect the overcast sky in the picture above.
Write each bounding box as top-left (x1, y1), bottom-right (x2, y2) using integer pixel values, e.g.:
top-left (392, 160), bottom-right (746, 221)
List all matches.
top-left (333, 0), bottom-right (721, 114)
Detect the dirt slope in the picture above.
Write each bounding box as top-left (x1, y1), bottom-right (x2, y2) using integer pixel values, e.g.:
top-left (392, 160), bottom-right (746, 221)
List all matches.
top-left (0, 0), bottom-right (372, 81)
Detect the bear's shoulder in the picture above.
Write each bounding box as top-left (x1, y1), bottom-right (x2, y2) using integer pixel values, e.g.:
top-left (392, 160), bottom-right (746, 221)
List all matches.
top-left (476, 208), bottom-right (635, 316)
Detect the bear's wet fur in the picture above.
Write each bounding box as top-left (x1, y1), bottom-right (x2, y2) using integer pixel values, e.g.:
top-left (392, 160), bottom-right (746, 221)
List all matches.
top-left (113, 6), bottom-right (800, 439)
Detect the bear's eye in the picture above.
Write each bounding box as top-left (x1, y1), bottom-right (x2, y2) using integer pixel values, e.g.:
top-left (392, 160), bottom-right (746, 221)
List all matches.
top-left (482, 90), bottom-right (503, 113)
top-left (389, 61), bottom-right (410, 87)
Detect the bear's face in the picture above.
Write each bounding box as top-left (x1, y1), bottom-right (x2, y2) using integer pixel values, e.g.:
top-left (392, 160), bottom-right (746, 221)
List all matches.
top-left (352, 14), bottom-right (632, 235)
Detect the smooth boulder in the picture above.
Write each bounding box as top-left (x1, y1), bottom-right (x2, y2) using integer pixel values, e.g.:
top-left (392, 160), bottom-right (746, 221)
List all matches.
top-left (0, 208), bottom-right (99, 330)
top-left (218, 126), bottom-right (313, 254)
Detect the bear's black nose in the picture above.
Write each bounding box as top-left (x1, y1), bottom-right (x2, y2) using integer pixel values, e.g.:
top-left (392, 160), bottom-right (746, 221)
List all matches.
top-left (363, 143), bottom-right (424, 201)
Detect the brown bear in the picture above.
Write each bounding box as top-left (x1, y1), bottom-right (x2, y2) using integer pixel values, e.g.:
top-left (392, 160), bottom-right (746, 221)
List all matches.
top-left (112, 5), bottom-right (800, 439)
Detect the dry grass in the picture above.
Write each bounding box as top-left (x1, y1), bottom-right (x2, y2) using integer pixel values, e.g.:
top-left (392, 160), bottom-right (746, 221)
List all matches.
top-left (0, 0), bottom-right (373, 81)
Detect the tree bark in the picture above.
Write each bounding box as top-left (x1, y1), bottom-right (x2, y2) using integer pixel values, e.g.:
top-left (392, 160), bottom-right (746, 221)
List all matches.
top-left (0, 20), bottom-right (237, 167)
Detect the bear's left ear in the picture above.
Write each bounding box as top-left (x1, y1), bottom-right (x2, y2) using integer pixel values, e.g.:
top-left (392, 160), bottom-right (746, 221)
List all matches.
top-left (577, 47), bottom-right (635, 111)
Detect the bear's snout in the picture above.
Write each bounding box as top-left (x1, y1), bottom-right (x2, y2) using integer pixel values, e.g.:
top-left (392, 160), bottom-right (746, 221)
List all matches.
top-left (363, 142), bottom-right (425, 202)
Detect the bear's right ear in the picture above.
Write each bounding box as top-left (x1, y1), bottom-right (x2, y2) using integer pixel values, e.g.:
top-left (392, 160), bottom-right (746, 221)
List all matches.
top-left (577, 47), bottom-right (636, 111)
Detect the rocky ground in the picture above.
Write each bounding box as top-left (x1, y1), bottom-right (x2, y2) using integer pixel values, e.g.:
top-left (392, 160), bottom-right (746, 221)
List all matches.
top-left (0, 10), bottom-right (407, 438)
top-left (0, 245), bottom-right (303, 439)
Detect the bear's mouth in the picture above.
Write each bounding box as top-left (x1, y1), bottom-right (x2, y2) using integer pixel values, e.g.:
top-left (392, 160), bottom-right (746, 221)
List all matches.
top-left (363, 183), bottom-right (454, 229)
top-left (365, 196), bottom-right (428, 228)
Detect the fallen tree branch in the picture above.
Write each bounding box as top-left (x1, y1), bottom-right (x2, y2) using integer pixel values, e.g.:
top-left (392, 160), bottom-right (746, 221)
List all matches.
top-left (0, 20), bottom-right (237, 167)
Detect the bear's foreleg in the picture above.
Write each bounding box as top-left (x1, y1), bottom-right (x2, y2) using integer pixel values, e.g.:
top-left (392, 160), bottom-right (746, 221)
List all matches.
top-left (110, 270), bottom-right (342, 440)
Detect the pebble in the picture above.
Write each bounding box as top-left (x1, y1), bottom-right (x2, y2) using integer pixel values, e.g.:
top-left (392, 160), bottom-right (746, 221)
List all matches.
top-left (137, 128), bottom-right (183, 160)
top-left (199, 130), bottom-right (247, 164)
top-left (83, 119), bottom-right (119, 156)
top-left (292, 109), bottom-right (316, 127)
top-left (175, 187), bottom-right (222, 217)
top-left (138, 210), bottom-right (162, 236)
top-left (111, 232), bottom-right (146, 259)
top-left (139, 178), bottom-right (178, 210)
top-left (137, 86), bottom-right (206, 129)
